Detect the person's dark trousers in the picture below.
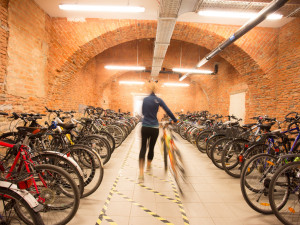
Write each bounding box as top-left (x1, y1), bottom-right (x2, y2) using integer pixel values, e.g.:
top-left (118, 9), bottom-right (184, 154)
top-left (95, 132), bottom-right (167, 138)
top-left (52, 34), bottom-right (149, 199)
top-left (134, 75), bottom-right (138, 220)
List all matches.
top-left (139, 126), bottom-right (159, 160)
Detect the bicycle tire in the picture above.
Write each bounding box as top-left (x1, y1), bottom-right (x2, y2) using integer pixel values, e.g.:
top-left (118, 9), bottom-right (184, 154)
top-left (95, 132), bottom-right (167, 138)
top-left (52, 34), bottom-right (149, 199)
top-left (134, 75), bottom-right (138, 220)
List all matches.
top-left (269, 161), bottom-right (300, 225)
top-left (195, 131), bottom-right (212, 153)
top-left (179, 124), bottom-right (187, 140)
top-left (162, 138), bottom-right (168, 171)
top-left (32, 152), bottom-right (84, 197)
top-left (169, 145), bottom-right (185, 194)
top-left (210, 137), bottom-right (232, 170)
top-left (98, 131), bottom-right (116, 153)
top-left (0, 186), bottom-right (44, 225)
top-left (17, 164), bottom-right (80, 225)
top-left (63, 145), bottom-right (104, 198)
top-left (240, 153), bottom-right (277, 214)
top-left (206, 134), bottom-right (225, 159)
top-left (106, 125), bottom-right (124, 148)
top-left (221, 139), bottom-right (249, 177)
top-left (79, 135), bottom-right (111, 165)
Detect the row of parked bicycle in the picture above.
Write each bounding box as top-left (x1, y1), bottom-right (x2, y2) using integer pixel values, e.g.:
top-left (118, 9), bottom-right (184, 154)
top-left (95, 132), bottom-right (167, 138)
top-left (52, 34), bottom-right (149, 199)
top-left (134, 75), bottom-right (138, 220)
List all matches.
top-left (173, 111), bottom-right (300, 225)
top-left (0, 106), bottom-right (139, 224)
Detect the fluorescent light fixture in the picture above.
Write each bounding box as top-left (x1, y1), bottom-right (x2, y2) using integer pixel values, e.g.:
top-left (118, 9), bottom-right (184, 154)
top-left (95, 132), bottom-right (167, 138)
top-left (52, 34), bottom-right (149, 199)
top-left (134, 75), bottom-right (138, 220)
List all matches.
top-left (198, 10), bottom-right (282, 20)
top-left (179, 74), bottom-right (188, 82)
top-left (59, 4), bottom-right (145, 13)
top-left (105, 65), bottom-right (145, 71)
top-left (173, 68), bottom-right (213, 74)
top-left (119, 81), bottom-right (145, 85)
top-left (163, 83), bottom-right (190, 87)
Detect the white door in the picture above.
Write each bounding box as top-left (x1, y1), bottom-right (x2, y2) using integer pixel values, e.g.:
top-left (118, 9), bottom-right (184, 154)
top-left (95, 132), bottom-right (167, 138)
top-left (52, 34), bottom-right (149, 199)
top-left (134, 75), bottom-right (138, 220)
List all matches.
top-left (133, 95), bottom-right (146, 116)
top-left (229, 92), bottom-right (246, 124)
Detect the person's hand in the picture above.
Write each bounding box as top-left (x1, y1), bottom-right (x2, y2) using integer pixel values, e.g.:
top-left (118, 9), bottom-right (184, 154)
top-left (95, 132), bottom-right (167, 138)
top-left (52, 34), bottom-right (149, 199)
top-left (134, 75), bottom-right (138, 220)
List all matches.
top-left (171, 120), bottom-right (179, 124)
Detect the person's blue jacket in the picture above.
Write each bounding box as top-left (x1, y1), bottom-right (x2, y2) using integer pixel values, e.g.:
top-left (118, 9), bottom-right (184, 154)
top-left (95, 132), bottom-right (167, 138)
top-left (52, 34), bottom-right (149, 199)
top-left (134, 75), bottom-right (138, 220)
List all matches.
top-left (142, 93), bottom-right (177, 127)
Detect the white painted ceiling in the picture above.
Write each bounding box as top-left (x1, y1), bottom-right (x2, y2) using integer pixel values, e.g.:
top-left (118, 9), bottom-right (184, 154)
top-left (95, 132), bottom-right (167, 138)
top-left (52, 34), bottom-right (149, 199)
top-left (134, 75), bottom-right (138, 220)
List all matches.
top-left (34, 0), bottom-right (295, 28)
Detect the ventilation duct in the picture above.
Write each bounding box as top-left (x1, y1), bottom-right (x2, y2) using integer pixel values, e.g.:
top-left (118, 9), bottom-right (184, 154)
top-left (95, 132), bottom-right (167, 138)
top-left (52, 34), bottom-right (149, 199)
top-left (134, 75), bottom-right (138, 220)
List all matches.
top-left (151, 0), bottom-right (182, 77)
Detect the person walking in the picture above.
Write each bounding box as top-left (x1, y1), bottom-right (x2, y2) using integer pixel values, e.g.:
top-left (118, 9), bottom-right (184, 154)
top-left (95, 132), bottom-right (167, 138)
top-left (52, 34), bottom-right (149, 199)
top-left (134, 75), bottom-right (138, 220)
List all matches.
top-left (139, 81), bottom-right (178, 182)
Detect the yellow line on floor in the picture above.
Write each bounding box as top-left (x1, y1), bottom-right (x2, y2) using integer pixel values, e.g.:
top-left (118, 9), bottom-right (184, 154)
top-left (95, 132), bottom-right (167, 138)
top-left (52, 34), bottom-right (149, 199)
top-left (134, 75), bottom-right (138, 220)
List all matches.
top-left (123, 176), bottom-right (180, 204)
top-left (114, 190), bottom-right (174, 225)
top-left (95, 135), bottom-right (136, 225)
top-left (168, 174), bottom-right (190, 225)
top-left (145, 171), bottom-right (171, 183)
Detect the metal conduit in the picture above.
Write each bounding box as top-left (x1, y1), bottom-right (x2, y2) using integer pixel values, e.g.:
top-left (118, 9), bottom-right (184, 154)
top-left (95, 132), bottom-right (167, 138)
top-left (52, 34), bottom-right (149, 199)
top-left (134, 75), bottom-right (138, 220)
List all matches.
top-left (180, 0), bottom-right (289, 81)
top-left (151, 0), bottom-right (182, 78)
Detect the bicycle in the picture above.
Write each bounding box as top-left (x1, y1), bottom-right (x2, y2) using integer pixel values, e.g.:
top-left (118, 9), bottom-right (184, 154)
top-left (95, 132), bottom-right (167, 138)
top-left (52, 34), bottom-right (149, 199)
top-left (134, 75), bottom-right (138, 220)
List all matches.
top-left (268, 160), bottom-right (300, 225)
top-left (240, 116), bottom-right (300, 215)
top-left (0, 132), bottom-right (80, 225)
top-left (161, 122), bottom-right (186, 194)
top-left (0, 181), bottom-right (45, 225)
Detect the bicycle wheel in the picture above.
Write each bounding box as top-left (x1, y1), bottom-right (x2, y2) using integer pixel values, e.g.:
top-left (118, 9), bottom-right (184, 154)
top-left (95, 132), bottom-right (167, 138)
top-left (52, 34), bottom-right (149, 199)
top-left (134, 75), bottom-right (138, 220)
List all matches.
top-left (169, 146), bottom-right (186, 194)
top-left (206, 135), bottom-right (225, 159)
top-left (98, 131), bottom-right (115, 153)
top-left (106, 125), bottom-right (124, 148)
top-left (17, 164), bottom-right (80, 225)
top-left (79, 135), bottom-right (111, 165)
top-left (221, 139), bottom-right (249, 177)
top-left (210, 137), bottom-right (232, 170)
top-left (162, 138), bottom-right (168, 171)
top-left (240, 153), bottom-right (277, 214)
top-left (179, 124), bottom-right (187, 140)
top-left (116, 123), bottom-right (129, 138)
top-left (188, 127), bottom-right (200, 145)
top-left (243, 144), bottom-right (271, 160)
top-left (32, 152), bottom-right (84, 197)
top-left (0, 185), bottom-right (44, 225)
top-left (195, 131), bottom-right (211, 153)
top-left (269, 161), bottom-right (300, 225)
top-left (185, 126), bottom-right (195, 143)
top-left (63, 145), bottom-right (104, 198)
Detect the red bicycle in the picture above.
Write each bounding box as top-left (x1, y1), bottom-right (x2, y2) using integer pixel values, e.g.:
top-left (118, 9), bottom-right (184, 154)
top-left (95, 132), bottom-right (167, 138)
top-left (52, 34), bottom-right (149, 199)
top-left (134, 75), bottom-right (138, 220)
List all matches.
top-left (0, 124), bottom-right (80, 225)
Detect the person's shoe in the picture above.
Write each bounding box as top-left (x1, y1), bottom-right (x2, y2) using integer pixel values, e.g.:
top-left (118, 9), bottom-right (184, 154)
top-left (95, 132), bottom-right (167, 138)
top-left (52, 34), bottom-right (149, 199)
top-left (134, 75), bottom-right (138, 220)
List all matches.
top-left (146, 164), bottom-right (152, 172)
top-left (138, 175), bottom-right (144, 183)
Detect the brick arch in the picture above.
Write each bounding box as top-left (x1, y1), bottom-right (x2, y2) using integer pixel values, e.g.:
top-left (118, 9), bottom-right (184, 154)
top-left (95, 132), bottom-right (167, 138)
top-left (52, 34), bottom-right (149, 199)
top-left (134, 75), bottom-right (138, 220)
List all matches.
top-left (55, 23), bottom-right (262, 76)
top-left (49, 22), bottom-right (263, 107)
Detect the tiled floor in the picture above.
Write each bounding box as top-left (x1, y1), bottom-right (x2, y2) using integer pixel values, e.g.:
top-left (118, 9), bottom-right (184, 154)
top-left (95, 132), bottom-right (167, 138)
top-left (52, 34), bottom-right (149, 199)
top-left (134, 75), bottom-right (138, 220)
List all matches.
top-left (69, 124), bottom-right (282, 225)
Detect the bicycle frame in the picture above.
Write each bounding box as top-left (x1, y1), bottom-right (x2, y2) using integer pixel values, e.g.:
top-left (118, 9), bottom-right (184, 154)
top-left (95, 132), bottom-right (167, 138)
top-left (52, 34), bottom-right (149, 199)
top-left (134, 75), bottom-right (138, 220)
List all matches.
top-left (0, 141), bottom-right (47, 203)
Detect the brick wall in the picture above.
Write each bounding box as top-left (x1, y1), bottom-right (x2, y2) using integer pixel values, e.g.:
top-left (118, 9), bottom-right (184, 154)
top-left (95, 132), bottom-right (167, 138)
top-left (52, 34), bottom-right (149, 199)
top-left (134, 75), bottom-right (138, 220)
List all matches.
top-left (58, 58), bottom-right (98, 110)
top-left (0, 0), bottom-right (299, 131)
top-left (276, 18), bottom-right (300, 118)
top-left (0, 0), bottom-right (49, 131)
top-left (6, 0), bottom-right (49, 99)
top-left (0, 0), bottom-right (8, 97)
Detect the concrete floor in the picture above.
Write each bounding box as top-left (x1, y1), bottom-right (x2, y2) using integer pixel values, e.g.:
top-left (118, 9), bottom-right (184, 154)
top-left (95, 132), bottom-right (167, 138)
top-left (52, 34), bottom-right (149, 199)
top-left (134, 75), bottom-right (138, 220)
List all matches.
top-left (69, 124), bottom-right (282, 225)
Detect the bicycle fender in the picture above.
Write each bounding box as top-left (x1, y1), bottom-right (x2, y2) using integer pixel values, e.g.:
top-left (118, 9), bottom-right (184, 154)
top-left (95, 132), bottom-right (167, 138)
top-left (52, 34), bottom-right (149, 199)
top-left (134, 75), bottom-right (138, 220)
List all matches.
top-left (68, 144), bottom-right (104, 168)
top-left (38, 151), bottom-right (84, 178)
top-left (0, 181), bottom-right (41, 210)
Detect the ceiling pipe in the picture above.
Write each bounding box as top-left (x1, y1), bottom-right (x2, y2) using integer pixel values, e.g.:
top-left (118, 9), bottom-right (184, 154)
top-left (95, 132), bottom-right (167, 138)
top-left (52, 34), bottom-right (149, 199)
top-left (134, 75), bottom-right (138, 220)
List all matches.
top-left (213, 0), bottom-right (298, 4)
top-left (145, 64), bottom-right (218, 75)
top-left (150, 0), bottom-right (182, 78)
top-left (180, 0), bottom-right (289, 81)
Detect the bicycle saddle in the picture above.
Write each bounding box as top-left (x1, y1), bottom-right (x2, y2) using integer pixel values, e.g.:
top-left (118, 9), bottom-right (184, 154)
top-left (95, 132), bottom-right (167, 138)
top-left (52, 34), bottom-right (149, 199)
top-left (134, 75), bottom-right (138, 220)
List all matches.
top-left (242, 123), bottom-right (256, 128)
top-left (57, 122), bottom-right (76, 130)
top-left (80, 117), bottom-right (93, 124)
top-left (258, 122), bottom-right (275, 132)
